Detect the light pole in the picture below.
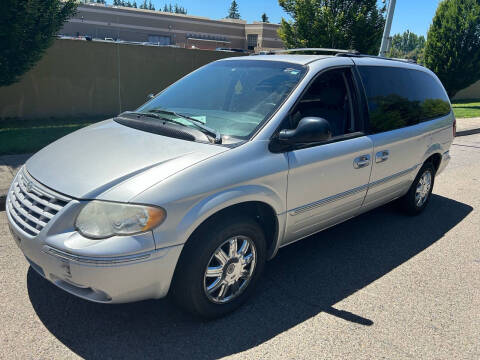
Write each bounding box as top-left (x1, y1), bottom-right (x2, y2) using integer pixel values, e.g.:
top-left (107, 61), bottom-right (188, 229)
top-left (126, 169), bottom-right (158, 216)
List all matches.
top-left (379, 0), bottom-right (397, 57)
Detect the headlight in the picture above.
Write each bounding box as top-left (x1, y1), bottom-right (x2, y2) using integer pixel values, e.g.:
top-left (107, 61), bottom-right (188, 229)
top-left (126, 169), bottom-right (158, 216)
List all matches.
top-left (75, 201), bottom-right (166, 239)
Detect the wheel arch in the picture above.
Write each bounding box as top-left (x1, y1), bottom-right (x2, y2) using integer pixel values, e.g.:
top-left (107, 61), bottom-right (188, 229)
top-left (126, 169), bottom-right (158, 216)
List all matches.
top-left (175, 185), bottom-right (285, 261)
top-left (422, 142), bottom-right (444, 174)
top-left (425, 153), bottom-right (442, 173)
top-left (188, 201), bottom-right (280, 258)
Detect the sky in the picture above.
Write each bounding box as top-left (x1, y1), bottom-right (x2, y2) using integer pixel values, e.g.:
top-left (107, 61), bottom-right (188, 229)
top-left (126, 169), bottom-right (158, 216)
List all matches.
top-left (150, 0), bottom-right (441, 37)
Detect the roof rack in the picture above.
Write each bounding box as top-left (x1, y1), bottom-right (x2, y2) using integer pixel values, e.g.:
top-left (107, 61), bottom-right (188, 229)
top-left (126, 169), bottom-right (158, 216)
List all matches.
top-left (335, 52), bottom-right (418, 64)
top-left (275, 48), bottom-right (360, 55)
top-left (253, 48), bottom-right (419, 65)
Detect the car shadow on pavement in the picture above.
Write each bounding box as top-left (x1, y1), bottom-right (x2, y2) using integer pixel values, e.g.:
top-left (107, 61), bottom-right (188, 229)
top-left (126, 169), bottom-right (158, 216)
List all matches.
top-left (27, 194), bottom-right (472, 360)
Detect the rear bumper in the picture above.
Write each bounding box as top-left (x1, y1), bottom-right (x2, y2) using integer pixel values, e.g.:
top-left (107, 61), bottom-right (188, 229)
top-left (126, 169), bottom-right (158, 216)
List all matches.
top-left (7, 210), bottom-right (183, 304)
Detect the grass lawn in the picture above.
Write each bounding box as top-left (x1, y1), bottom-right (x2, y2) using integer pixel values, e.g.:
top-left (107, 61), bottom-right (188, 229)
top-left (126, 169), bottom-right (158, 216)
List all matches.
top-left (0, 117), bottom-right (106, 155)
top-left (451, 99), bottom-right (480, 118)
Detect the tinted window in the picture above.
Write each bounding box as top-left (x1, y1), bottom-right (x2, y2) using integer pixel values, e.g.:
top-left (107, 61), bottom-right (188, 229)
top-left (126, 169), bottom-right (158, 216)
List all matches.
top-left (358, 66), bottom-right (451, 133)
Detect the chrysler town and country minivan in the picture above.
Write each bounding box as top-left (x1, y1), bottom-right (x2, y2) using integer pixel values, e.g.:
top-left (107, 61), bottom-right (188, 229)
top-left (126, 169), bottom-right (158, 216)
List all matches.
top-left (6, 50), bottom-right (454, 318)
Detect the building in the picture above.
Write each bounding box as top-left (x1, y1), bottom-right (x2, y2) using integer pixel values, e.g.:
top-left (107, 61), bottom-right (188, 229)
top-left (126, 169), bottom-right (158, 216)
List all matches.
top-left (61, 3), bottom-right (284, 51)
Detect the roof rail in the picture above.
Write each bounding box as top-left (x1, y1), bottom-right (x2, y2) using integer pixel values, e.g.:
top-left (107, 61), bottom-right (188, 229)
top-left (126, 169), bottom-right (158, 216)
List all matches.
top-left (275, 48), bottom-right (360, 55)
top-left (254, 48), bottom-right (419, 65)
top-left (335, 52), bottom-right (418, 64)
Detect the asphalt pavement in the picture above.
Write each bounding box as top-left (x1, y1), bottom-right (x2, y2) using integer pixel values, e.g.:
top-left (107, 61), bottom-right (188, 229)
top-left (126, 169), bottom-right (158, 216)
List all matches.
top-left (0, 131), bottom-right (479, 359)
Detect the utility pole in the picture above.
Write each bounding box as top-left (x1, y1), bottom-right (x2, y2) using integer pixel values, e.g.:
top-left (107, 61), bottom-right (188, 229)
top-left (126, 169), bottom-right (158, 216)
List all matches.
top-left (379, 0), bottom-right (396, 57)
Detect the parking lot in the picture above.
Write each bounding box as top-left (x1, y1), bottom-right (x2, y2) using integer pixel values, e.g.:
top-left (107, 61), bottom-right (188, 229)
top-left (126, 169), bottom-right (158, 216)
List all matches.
top-left (0, 131), bottom-right (479, 359)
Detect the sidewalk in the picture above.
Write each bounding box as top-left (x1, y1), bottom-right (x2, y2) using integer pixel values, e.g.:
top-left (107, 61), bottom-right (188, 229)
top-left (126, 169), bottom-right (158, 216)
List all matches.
top-left (455, 117), bottom-right (480, 136)
top-left (1, 117), bottom-right (479, 211)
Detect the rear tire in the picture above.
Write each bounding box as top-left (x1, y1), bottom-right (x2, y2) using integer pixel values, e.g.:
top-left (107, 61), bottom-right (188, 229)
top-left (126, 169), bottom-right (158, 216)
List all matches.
top-left (170, 215), bottom-right (266, 319)
top-left (399, 161), bottom-right (435, 215)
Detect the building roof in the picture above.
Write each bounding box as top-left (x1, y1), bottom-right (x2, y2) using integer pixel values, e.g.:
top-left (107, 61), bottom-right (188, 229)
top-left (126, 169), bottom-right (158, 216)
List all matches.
top-left (79, 3), bottom-right (279, 27)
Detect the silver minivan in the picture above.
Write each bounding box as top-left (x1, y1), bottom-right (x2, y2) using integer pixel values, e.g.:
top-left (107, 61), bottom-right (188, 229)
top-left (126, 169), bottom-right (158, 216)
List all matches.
top-left (6, 50), bottom-right (454, 318)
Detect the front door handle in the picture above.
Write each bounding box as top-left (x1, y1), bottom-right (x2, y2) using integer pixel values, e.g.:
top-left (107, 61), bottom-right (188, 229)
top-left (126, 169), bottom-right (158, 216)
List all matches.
top-left (375, 150), bottom-right (389, 163)
top-left (353, 154), bottom-right (371, 169)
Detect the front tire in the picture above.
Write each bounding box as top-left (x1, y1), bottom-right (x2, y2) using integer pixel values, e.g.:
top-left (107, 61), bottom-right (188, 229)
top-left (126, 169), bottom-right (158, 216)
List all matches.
top-left (171, 215), bottom-right (266, 319)
top-left (399, 161), bottom-right (435, 215)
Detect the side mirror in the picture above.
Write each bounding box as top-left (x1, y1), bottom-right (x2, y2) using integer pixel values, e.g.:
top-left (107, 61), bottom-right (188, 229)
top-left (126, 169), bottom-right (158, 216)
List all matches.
top-left (147, 93), bottom-right (155, 100)
top-left (278, 117), bottom-right (332, 144)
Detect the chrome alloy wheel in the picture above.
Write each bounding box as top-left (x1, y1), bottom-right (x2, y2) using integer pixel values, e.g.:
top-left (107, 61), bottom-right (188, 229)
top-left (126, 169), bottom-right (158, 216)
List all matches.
top-left (415, 170), bottom-right (432, 207)
top-left (203, 235), bottom-right (257, 304)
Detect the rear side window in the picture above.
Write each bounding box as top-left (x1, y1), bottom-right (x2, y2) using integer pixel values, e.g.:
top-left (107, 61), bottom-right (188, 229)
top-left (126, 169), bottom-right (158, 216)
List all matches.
top-left (358, 66), bottom-right (451, 133)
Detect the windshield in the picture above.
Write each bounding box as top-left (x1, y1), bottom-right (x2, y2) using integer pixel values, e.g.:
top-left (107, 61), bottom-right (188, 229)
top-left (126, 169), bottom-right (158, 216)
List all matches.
top-left (137, 60), bottom-right (307, 142)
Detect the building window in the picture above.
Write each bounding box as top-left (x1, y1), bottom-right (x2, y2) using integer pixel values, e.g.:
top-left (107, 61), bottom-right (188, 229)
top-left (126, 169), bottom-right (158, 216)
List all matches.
top-left (148, 35), bottom-right (171, 45)
top-left (247, 34), bottom-right (258, 50)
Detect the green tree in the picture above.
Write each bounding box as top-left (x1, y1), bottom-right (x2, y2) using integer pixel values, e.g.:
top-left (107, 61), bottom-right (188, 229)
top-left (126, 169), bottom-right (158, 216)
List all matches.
top-left (132, 1), bottom-right (137, 8)
top-left (387, 30), bottom-right (426, 63)
top-left (148, 0), bottom-right (155, 10)
top-left (424, 0), bottom-right (480, 98)
top-left (278, 0), bottom-right (385, 55)
top-left (162, 3), bottom-right (187, 14)
top-left (261, 13), bottom-right (269, 23)
top-left (176, 5), bottom-right (187, 14)
top-left (227, 0), bottom-right (241, 19)
top-left (0, 0), bottom-right (77, 87)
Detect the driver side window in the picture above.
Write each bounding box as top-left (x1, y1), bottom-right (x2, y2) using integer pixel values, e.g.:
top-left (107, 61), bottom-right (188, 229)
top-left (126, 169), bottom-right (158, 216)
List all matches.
top-left (289, 68), bottom-right (358, 138)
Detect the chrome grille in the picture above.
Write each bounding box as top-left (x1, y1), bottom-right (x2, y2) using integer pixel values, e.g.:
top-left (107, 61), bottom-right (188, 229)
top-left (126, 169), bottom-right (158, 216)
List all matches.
top-left (6, 168), bottom-right (71, 237)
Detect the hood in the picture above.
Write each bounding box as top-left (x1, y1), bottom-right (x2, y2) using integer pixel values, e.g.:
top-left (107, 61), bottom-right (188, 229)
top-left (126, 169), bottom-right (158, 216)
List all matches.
top-left (26, 119), bottom-right (229, 200)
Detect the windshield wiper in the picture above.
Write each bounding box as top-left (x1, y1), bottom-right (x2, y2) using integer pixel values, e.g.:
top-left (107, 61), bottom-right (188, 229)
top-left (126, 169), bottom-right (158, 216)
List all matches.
top-left (122, 111), bottom-right (168, 121)
top-left (149, 109), bottom-right (222, 144)
top-left (123, 110), bottom-right (203, 129)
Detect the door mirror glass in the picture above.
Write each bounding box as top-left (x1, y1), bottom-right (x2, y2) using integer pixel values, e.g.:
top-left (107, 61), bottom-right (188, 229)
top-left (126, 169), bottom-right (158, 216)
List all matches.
top-left (278, 117), bottom-right (332, 144)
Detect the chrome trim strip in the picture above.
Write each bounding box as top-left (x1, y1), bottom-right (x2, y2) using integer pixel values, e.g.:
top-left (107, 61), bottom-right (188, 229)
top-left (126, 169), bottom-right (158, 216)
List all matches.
top-left (289, 184), bottom-right (369, 216)
top-left (288, 164), bottom-right (419, 216)
top-left (43, 247), bottom-right (151, 265)
top-left (7, 201), bottom-right (40, 235)
top-left (23, 168), bottom-right (71, 203)
top-left (367, 164), bottom-right (418, 189)
top-left (6, 167), bottom-right (72, 237)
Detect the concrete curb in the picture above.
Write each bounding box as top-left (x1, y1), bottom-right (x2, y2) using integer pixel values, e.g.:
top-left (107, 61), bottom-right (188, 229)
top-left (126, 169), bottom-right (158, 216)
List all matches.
top-left (456, 117), bottom-right (480, 137)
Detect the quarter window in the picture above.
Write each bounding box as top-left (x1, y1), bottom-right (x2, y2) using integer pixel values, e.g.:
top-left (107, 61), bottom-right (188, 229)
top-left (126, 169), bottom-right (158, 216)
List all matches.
top-left (358, 66), bottom-right (451, 133)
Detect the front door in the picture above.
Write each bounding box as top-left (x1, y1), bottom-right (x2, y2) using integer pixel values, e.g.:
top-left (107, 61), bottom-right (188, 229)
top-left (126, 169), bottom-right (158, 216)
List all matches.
top-left (282, 67), bottom-right (374, 244)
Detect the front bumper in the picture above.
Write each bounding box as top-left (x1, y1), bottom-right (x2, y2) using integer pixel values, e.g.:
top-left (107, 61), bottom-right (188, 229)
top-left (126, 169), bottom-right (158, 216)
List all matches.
top-left (5, 171), bottom-right (183, 303)
top-left (7, 216), bottom-right (183, 303)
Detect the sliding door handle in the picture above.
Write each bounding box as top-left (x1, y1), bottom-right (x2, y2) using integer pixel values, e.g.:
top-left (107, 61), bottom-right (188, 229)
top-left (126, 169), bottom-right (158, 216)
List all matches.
top-left (353, 154), bottom-right (371, 169)
top-left (375, 150), bottom-right (389, 163)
